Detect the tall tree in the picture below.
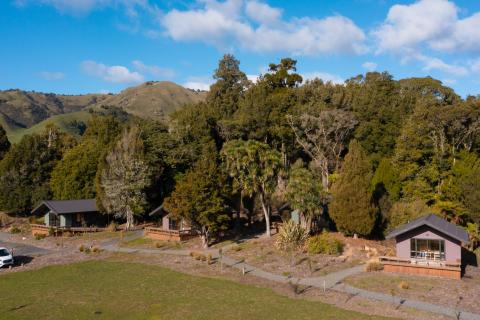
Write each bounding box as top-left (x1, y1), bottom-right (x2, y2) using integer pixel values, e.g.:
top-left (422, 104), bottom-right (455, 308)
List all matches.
top-left (163, 157), bottom-right (230, 248)
top-left (0, 127), bottom-right (74, 213)
top-left (288, 109), bottom-right (357, 189)
top-left (0, 125), bottom-right (10, 160)
top-left (208, 54), bottom-right (250, 120)
top-left (50, 116), bottom-right (122, 200)
top-left (284, 162), bottom-right (324, 233)
top-left (98, 125), bottom-right (149, 230)
top-left (330, 140), bottom-right (377, 236)
top-left (222, 139), bottom-right (282, 236)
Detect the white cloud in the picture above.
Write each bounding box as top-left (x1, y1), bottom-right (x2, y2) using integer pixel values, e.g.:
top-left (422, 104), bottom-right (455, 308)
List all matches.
top-left (303, 72), bottom-right (344, 85)
top-left (38, 71), bottom-right (65, 80)
top-left (161, 0), bottom-right (366, 55)
top-left (15, 0), bottom-right (114, 15)
top-left (183, 76), bottom-right (213, 91)
top-left (415, 54), bottom-right (468, 76)
top-left (82, 60), bottom-right (144, 83)
top-left (245, 1), bottom-right (282, 24)
top-left (132, 60), bottom-right (175, 78)
top-left (14, 0), bottom-right (159, 19)
top-left (373, 0), bottom-right (480, 54)
top-left (362, 62), bottom-right (377, 71)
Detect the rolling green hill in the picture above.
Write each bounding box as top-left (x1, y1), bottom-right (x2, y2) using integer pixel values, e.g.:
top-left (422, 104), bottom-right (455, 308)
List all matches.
top-left (5, 111), bottom-right (91, 143)
top-left (0, 82), bottom-right (207, 143)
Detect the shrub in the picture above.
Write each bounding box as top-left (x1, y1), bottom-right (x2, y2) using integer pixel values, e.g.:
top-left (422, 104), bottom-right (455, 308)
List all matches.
top-left (398, 281), bottom-right (409, 289)
top-left (84, 247), bottom-right (91, 254)
top-left (79, 244), bottom-right (85, 252)
top-left (34, 234), bottom-right (46, 240)
top-left (92, 247), bottom-right (100, 253)
top-left (276, 220), bottom-right (308, 252)
top-left (307, 233), bottom-right (344, 255)
top-left (207, 253), bottom-right (213, 265)
top-left (48, 227), bottom-right (55, 236)
top-left (365, 262), bottom-right (384, 272)
top-left (0, 212), bottom-right (12, 227)
top-left (9, 226), bottom-right (21, 234)
top-left (106, 222), bottom-right (118, 232)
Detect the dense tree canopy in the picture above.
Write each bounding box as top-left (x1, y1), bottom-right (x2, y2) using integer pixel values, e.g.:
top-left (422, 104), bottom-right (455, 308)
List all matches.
top-left (0, 55), bottom-right (479, 246)
top-left (0, 127), bottom-right (74, 213)
top-left (50, 116), bottom-right (123, 200)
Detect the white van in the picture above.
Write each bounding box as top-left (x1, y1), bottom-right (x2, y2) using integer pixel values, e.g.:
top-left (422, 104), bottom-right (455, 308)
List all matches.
top-left (0, 247), bottom-right (13, 268)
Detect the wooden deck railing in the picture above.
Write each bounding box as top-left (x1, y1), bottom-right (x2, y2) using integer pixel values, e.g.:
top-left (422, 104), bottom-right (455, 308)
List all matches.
top-left (30, 224), bottom-right (107, 235)
top-left (144, 227), bottom-right (198, 241)
top-left (379, 256), bottom-right (461, 269)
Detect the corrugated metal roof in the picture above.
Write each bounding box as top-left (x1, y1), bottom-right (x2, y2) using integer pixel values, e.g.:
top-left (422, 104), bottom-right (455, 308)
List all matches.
top-left (386, 214), bottom-right (469, 243)
top-left (32, 199), bottom-right (98, 215)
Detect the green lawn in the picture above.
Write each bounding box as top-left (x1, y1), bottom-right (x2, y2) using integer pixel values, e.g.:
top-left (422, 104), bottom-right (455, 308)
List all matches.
top-left (0, 260), bottom-right (393, 320)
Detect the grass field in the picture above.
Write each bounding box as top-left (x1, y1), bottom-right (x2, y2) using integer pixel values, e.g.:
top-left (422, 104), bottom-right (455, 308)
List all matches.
top-left (0, 260), bottom-right (393, 320)
top-left (4, 111), bottom-right (91, 143)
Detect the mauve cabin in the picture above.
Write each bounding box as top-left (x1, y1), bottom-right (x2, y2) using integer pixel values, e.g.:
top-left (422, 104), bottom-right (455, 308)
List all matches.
top-left (381, 214), bottom-right (469, 279)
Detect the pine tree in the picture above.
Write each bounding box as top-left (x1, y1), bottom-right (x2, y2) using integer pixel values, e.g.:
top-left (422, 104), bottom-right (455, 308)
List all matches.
top-left (0, 125), bottom-right (10, 160)
top-left (163, 157), bottom-right (229, 248)
top-left (330, 140), bottom-right (377, 236)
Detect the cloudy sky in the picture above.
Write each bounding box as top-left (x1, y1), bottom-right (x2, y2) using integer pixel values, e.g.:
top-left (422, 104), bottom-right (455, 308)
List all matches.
top-left (1, 0), bottom-right (479, 96)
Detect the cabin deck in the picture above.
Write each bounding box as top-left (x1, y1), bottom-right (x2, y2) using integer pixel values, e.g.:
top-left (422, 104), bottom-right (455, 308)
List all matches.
top-left (379, 256), bottom-right (462, 279)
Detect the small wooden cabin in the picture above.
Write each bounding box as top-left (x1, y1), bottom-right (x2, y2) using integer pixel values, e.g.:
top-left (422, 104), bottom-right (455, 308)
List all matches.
top-left (145, 205), bottom-right (196, 242)
top-left (382, 214), bottom-right (469, 279)
top-left (31, 199), bottom-right (105, 229)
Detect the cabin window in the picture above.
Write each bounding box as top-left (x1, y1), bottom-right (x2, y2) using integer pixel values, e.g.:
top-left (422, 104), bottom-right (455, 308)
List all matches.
top-left (410, 238), bottom-right (445, 261)
top-left (49, 212), bottom-right (59, 227)
top-left (169, 218), bottom-right (179, 230)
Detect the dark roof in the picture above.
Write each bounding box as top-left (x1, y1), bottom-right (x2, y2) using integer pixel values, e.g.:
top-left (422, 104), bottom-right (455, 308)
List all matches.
top-left (386, 214), bottom-right (469, 243)
top-left (31, 199), bottom-right (98, 215)
top-left (148, 205), bottom-right (166, 217)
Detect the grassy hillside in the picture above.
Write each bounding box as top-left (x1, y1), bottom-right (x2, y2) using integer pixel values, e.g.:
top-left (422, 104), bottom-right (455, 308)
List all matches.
top-left (0, 82), bottom-right (206, 143)
top-left (0, 89), bottom-right (106, 129)
top-left (90, 81), bottom-right (206, 122)
top-left (0, 260), bottom-right (392, 320)
top-left (5, 111), bottom-right (91, 143)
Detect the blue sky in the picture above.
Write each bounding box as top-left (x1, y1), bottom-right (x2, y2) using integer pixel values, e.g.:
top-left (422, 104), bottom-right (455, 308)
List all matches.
top-left (0, 0), bottom-right (479, 96)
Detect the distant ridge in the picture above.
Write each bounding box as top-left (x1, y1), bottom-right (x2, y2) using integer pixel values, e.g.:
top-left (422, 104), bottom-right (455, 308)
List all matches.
top-left (90, 81), bottom-right (206, 122)
top-left (0, 81), bottom-right (207, 142)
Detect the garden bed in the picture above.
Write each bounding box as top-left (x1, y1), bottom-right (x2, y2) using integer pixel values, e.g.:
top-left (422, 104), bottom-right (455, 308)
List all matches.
top-left (226, 234), bottom-right (368, 278)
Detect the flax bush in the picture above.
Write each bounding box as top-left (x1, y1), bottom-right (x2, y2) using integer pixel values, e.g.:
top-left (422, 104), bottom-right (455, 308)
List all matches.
top-left (275, 220), bottom-right (308, 253)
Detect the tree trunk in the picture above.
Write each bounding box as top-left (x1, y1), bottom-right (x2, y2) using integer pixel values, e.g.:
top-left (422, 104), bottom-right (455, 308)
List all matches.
top-left (201, 226), bottom-right (209, 248)
top-left (235, 193), bottom-right (244, 232)
top-left (260, 193), bottom-right (271, 237)
top-left (300, 213), bottom-right (312, 234)
top-left (125, 207), bottom-right (134, 231)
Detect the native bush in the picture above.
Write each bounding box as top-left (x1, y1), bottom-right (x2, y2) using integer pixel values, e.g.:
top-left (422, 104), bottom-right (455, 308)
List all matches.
top-left (307, 232), bottom-right (344, 255)
top-left (365, 262), bottom-right (384, 272)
